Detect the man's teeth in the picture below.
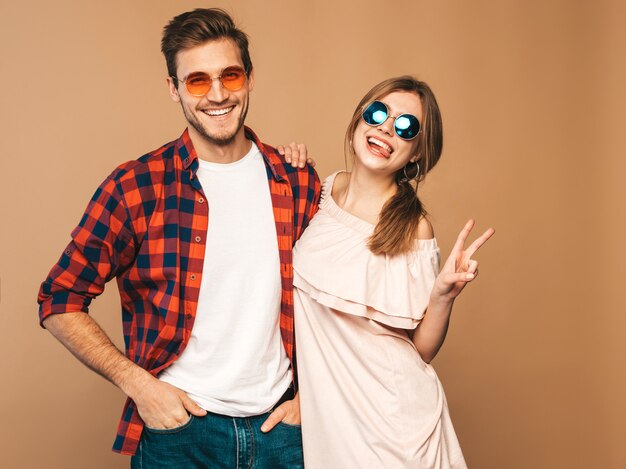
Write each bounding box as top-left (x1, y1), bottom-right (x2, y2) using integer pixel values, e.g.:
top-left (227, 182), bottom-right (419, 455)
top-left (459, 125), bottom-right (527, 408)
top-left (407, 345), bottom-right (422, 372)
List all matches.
top-left (367, 137), bottom-right (393, 154)
top-left (204, 106), bottom-right (234, 116)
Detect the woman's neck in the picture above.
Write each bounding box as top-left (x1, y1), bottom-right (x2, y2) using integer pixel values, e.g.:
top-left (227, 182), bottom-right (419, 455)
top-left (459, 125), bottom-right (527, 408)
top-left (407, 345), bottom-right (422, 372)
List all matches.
top-left (334, 168), bottom-right (397, 225)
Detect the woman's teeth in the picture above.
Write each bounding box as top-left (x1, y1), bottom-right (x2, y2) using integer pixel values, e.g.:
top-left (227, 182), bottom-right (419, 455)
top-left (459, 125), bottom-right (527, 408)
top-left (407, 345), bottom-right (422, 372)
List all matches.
top-left (367, 137), bottom-right (393, 154)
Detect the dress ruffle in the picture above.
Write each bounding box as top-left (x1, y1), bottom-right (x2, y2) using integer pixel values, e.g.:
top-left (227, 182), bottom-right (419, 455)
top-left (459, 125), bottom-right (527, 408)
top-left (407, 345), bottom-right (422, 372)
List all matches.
top-left (293, 171), bottom-right (440, 329)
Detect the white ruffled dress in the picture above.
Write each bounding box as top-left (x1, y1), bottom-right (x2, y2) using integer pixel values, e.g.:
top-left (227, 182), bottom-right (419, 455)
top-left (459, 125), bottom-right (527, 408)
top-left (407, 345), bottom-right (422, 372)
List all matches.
top-left (294, 172), bottom-right (467, 469)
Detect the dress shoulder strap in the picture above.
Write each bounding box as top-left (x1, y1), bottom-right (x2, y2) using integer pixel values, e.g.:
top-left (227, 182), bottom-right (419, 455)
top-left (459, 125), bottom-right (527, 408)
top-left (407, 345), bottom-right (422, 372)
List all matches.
top-left (320, 171), bottom-right (343, 203)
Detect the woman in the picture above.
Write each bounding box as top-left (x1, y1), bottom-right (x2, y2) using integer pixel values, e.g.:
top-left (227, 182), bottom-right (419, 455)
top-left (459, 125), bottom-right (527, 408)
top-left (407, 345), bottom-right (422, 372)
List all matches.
top-left (293, 76), bottom-right (494, 468)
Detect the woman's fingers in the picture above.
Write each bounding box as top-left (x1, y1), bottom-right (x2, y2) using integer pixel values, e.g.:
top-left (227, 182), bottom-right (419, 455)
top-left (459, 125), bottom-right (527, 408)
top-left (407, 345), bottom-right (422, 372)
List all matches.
top-left (454, 226), bottom-right (495, 271)
top-left (451, 219), bottom-right (475, 255)
top-left (445, 271), bottom-right (475, 285)
top-left (444, 221), bottom-right (494, 275)
top-left (464, 227), bottom-right (495, 259)
top-left (467, 259), bottom-right (478, 274)
top-left (281, 143), bottom-right (294, 162)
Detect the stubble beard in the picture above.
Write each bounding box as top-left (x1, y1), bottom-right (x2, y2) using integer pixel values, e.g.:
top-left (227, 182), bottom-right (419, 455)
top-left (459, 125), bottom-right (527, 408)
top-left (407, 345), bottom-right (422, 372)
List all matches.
top-left (183, 99), bottom-right (249, 147)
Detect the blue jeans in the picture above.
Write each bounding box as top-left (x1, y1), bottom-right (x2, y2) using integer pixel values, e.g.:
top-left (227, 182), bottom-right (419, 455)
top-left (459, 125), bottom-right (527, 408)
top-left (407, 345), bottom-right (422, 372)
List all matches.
top-left (130, 411), bottom-right (303, 469)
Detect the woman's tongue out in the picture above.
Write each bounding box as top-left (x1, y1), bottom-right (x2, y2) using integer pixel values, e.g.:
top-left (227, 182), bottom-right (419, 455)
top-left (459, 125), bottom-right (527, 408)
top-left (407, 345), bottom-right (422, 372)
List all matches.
top-left (367, 136), bottom-right (392, 158)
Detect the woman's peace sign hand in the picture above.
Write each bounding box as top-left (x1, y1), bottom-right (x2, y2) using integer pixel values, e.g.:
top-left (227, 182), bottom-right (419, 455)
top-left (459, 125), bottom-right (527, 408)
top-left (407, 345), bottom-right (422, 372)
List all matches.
top-left (431, 219), bottom-right (495, 302)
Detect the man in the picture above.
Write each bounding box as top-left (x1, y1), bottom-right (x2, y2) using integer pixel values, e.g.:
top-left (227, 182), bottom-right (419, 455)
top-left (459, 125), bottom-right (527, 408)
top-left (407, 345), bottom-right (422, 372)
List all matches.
top-left (38, 8), bottom-right (320, 468)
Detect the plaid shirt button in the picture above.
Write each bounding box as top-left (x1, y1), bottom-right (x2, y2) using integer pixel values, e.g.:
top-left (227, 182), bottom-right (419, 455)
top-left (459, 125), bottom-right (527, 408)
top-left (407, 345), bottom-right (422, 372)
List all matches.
top-left (198, 197), bottom-right (204, 203)
top-left (190, 274), bottom-right (196, 280)
top-left (194, 236), bottom-right (201, 242)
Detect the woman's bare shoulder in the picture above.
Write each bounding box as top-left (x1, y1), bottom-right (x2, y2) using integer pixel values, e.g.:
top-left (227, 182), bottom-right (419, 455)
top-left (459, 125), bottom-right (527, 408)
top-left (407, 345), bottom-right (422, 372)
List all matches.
top-left (416, 216), bottom-right (434, 239)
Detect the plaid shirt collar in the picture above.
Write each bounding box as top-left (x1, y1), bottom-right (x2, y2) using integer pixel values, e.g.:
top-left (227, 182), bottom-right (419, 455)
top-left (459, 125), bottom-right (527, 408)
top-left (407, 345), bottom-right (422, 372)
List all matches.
top-left (177, 126), bottom-right (286, 182)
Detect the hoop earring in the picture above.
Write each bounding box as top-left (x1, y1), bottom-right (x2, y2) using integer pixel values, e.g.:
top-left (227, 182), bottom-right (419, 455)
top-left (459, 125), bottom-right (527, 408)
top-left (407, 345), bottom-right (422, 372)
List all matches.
top-left (399, 161), bottom-right (420, 185)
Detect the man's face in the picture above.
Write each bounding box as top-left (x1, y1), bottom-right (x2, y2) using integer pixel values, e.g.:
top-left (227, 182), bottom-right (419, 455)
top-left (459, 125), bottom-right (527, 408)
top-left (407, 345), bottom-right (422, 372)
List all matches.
top-left (167, 38), bottom-right (254, 147)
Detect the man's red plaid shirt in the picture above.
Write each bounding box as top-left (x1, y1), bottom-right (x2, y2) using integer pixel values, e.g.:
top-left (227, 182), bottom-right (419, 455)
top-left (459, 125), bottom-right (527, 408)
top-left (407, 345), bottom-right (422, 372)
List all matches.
top-left (38, 127), bottom-right (321, 455)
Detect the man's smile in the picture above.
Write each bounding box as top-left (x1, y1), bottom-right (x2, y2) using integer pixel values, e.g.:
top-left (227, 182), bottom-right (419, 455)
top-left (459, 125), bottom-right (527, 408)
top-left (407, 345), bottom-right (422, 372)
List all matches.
top-left (201, 105), bottom-right (236, 117)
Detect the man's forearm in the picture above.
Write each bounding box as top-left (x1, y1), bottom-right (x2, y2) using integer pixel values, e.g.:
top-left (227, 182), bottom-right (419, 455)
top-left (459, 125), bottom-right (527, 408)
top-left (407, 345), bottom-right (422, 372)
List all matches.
top-left (43, 312), bottom-right (152, 399)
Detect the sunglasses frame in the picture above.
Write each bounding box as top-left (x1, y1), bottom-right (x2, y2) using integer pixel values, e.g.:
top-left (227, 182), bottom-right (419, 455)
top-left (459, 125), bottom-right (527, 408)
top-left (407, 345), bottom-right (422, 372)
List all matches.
top-left (173, 66), bottom-right (248, 97)
top-left (362, 100), bottom-right (421, 140)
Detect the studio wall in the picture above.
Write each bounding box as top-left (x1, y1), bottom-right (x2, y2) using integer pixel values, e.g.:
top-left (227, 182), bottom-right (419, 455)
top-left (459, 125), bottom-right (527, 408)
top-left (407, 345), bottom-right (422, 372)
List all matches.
top-left (1, 1), bottom-right (624, 468)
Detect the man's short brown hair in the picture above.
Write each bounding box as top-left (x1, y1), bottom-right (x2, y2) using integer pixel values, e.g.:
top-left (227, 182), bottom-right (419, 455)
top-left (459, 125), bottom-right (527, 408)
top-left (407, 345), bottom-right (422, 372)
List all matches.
top-left (161, 8), bottom-right (252, 84)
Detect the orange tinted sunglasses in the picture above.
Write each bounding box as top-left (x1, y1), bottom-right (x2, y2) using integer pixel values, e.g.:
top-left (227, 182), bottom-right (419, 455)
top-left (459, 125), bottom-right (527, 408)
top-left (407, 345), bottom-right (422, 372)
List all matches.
top-left (175, 66), bottom-right (247, 97)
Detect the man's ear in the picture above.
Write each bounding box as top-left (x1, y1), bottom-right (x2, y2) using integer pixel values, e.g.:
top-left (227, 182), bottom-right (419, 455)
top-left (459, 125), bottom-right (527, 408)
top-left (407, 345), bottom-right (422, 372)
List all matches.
top-left (247, 67), bottom-right (255, 93)
top-left (166, 76), bottom-right (181, 103)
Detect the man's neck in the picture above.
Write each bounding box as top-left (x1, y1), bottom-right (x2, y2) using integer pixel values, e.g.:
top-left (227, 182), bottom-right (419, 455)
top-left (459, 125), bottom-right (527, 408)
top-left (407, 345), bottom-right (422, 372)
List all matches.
top-left (188, 127), bottom-right (252, 164)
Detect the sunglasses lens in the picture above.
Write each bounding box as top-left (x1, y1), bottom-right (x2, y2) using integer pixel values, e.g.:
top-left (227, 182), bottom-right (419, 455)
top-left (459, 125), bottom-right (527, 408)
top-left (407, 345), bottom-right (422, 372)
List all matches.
top-left (220, 67), bottom-right (246, 91)
top-left (395, 114), bottom-right (420, 140)
top-left (363, 101), bottom-right (388, 126)
top-left (184, 67), bottom-right (247, 96)
top-left (185, 72), bottom-right (212, 96)
top-left (363, 101), bottom-right (420, 140)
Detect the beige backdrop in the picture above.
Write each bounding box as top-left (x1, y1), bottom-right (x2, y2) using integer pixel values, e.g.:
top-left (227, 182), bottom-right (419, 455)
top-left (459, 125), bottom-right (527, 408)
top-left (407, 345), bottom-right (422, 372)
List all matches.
top-left (1, 0), bottom-right (624, 468)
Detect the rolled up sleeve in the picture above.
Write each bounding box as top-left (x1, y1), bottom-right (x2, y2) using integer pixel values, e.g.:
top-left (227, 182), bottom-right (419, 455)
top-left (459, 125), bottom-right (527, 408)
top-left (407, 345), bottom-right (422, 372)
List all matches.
top-left (38, 169), bottom-right (137, 326)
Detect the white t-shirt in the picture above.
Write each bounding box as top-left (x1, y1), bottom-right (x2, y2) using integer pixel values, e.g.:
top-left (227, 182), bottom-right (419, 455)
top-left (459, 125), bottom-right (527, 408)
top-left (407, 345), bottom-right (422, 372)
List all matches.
top-left (159, 142), bottom-right (292, 416)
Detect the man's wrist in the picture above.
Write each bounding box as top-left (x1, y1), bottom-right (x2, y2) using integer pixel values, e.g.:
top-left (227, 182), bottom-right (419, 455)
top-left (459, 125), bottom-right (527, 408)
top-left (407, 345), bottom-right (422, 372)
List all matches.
top-left (115, 362), bottom-right (155, 400)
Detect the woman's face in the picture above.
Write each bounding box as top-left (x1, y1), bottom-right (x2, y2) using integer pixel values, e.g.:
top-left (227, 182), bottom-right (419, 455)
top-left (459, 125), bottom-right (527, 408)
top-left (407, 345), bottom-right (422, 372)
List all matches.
top-left (352, 90), bottom-right (423, 178)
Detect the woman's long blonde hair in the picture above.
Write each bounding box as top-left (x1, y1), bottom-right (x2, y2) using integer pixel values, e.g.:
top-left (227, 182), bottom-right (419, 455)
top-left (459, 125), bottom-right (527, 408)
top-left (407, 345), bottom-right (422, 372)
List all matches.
top-left (344, 76), bottom-right (443, 256)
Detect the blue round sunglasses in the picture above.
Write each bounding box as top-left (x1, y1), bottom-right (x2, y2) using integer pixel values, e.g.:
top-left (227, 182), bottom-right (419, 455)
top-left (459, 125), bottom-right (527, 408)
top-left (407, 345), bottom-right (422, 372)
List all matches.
top-left (362, 101), bottom-right (421, 140)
